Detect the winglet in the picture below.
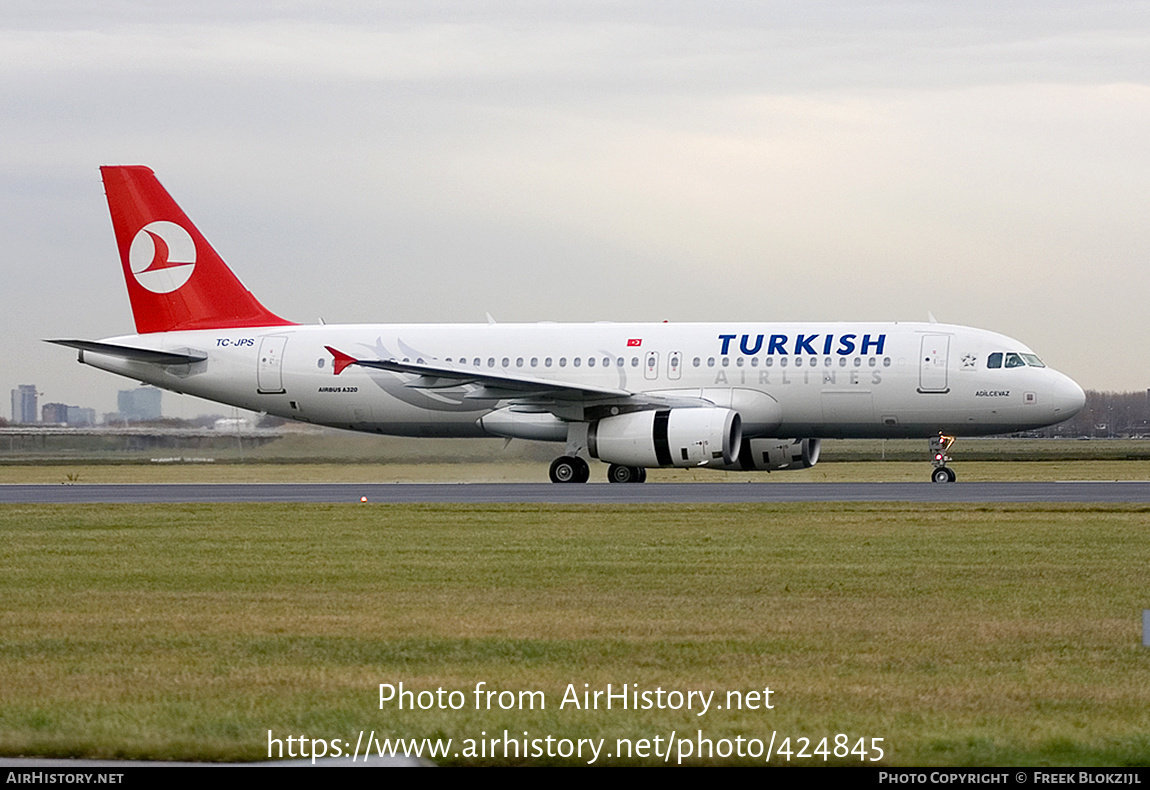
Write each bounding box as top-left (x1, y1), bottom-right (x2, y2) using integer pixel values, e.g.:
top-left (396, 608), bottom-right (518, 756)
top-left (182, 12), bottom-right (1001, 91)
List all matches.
top-left (325, 346), bottom-right (358, 376)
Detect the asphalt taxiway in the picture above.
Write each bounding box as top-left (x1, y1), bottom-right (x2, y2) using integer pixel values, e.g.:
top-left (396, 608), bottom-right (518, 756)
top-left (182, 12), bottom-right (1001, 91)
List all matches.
top-left (1, 482), bottom-right (1148, 504)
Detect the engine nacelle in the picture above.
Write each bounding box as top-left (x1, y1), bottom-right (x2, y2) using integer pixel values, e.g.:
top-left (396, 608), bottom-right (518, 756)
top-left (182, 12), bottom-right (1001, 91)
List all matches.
top-left (589, 408), bottom-right (742, 468)
top-left (730, 438), bottom-right (821, 471)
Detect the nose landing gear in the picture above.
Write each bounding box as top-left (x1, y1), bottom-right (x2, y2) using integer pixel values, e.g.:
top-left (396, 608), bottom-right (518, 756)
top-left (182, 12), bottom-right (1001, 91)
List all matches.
top-left (929, 434), bottom-right (957, 482)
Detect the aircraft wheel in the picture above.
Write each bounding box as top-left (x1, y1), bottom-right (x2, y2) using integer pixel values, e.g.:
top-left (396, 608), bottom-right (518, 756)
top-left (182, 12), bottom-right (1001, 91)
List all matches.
top-left (550, 456), bottom-right (580, 483)
top-left (931, 467), bottom-right (954, 483)
top-left (607, 464), bottom-right (646, 483)
top-left (946, 467), bottom-right (957, 482)
top-left (573, 456), bottom-right (590, 483)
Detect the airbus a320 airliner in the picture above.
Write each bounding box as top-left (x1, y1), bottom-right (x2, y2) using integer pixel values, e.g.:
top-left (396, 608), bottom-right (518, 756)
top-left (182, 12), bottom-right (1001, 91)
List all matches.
top-left (50, 166), bottom-right (1086, 483)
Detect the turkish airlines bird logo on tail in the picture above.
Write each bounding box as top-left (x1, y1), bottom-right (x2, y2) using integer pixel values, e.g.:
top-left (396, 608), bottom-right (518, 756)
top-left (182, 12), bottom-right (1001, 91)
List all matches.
top-left (128, 221), bottom-right (196, 293)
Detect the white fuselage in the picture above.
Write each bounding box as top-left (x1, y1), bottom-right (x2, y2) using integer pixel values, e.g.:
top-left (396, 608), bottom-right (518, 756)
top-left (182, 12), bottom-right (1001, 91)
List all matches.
top-left (79, 320), bottom-right (1085, 440)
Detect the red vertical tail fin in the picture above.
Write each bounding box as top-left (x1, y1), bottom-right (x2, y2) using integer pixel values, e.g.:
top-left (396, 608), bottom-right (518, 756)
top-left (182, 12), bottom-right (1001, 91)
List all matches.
top-left (100, 166), bottom-right (294, 334)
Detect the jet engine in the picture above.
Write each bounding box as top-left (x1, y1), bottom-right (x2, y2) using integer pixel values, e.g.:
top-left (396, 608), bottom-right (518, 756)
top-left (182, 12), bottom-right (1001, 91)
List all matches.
top-left (588, 408), bottom-right (742, 468)
top-left (730, 438), bottom-right (821, 471)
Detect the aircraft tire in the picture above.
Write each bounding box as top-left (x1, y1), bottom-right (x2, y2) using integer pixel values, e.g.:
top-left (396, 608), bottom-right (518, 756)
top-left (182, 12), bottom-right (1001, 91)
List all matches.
top-left (550, 456), bottom-right (580, 483)
top-left (573, 456), bottom-right (590, 483)
top-left (607, 464), bottom-right (645, 483)
top-left (931, 467), bottom-right (953, 483)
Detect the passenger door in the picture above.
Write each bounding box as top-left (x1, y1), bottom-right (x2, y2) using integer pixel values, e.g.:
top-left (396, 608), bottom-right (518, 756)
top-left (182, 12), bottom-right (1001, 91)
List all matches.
top-left (257, 336), bottom-right (288, 394)
top-left (918, 334), bottom-right (950, 393)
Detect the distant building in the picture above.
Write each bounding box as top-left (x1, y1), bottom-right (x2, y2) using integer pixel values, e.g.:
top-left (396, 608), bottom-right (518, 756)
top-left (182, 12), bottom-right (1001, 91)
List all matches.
top-left (117, 387), bottom-right (162, 422)
top-left (66, 406), bottom-right (96, 426)
top-left (41, 403), bottom-right (96, 426)
top-left (41, 403), bottom-right (69, 424)
top-left (10, 385), bottom-right (37, 424)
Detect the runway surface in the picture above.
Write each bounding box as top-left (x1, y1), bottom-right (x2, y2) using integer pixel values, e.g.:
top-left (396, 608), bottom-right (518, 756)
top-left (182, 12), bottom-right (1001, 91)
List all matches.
top-left (2, 482), bottom-right (1148, 503)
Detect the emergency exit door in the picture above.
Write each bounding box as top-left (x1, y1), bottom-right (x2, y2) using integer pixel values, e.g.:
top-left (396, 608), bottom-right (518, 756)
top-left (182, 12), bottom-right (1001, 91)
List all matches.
top-left (644, 351), bottom-right (659, 380)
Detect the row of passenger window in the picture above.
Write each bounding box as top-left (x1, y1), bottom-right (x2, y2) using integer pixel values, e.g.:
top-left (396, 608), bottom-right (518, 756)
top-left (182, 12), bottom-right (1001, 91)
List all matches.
top-left (695, 356), bottom-right (892, 369)
top-left (318, 355), bottom-right (893, 370)
top-left (987, 352), bottom-right (1045, 369)
top-left (441, 356), bottom-right (638, 368)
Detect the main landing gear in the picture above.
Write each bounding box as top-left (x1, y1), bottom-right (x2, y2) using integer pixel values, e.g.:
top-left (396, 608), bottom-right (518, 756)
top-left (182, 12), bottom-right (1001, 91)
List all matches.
top-left (547, 457), bottom-right (648, 483)
top-left (929, 433), bottom-right (957, 483)
top-left (550, 425), bottom-right (648, 483)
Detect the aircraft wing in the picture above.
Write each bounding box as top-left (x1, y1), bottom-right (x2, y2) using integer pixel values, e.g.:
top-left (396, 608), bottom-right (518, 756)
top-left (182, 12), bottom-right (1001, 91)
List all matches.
top-left (45, 339), bottom-right (208, 365)
top-left (325, 346), bottom-right (633, 401)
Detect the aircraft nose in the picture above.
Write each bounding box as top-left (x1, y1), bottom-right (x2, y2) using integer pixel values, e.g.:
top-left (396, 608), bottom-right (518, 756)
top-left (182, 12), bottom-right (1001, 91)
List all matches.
top-left (1054, 373), bottom-right (1086, 419)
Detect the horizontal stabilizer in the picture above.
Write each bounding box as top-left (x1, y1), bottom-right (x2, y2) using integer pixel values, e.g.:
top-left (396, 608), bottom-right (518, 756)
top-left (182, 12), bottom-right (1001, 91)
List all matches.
top-left (45, 339), bottom-right (207, 365)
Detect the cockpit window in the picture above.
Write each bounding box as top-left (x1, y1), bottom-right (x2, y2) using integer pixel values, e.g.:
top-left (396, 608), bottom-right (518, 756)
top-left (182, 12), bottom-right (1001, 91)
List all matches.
top-left (1005, 353), bottom-right (1026, 368)
top-left (1021, 354), bottom-right (1045, 368)
top-left (987, 352), bottom-right (1002, 369)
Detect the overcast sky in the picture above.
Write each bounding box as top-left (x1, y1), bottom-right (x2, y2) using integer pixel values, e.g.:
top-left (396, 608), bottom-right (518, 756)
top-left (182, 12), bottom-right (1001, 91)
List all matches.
top-left (3, 1), bottom-right (1149, 419)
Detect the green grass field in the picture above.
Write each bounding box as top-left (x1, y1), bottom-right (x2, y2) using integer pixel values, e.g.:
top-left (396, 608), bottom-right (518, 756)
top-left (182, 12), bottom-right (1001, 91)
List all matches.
top-left (2, 501), bottom-right (1148, 765)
